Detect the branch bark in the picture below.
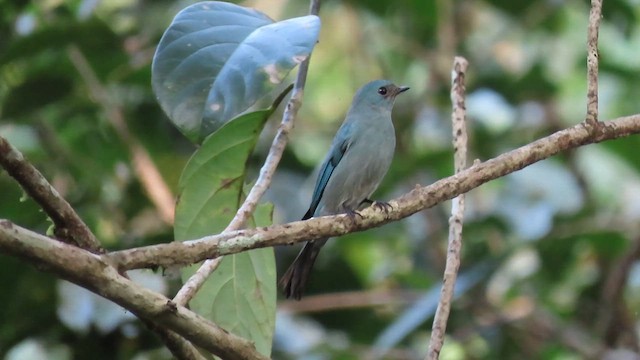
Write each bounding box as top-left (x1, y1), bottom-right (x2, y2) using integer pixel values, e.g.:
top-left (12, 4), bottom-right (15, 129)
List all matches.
top-left (141, 321), bottom-right (207, 360)
top-left (427, 56), bottom-right (469, 360)
top-left (105, 114), bottom-right (640, 271)
top-left (0, 136), bottom-right (103, 253)
top-left (0, 220), bottom-right (267, 360)
top-left (586, 0), bottom-right (602, 126)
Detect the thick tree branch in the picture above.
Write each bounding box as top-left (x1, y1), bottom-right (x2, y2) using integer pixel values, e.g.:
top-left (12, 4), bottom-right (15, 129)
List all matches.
top-left (174, 0), bottom-right (322, 306)
top-left (427, 56), bottom-right (469, 360)
top-left (106, 114), bottom-right (640, 271)
top-left (1, 135), bottom-right (200, 359)
top-left (0, 220), bottom-right (267, 360)
top-left (141, 321), bottom-right (207, 360)
top-left (0, 136), bottom-right (103, 253)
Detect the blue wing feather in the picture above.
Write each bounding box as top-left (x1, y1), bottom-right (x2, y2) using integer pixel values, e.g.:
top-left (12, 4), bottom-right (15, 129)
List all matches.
top-left (302, 135), bottom-right (350, 220)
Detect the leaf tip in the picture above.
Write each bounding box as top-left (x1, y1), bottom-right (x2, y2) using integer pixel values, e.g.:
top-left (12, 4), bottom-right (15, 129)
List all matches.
top-left (302, 14), bottom-right (321, 28)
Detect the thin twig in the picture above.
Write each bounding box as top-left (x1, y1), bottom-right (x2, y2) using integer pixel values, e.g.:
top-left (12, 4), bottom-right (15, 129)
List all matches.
top-left (173, 0), bottom-right (322, 307)
top-left (0, 220), bottom-right (267, 360)
top-left (67, 45), bottom-right (175, 225)
top-left (0, 136), bottom-right (103, 253)
top-left (279, 290), bottom-right (420, 313)
top-left (426, 56), bottom-right (469, 360)
top-left (586, 0), bottom-right (602, 126)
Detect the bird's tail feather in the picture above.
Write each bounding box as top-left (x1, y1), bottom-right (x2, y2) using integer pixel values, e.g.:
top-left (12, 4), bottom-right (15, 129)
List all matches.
top-left (279, 239), bottom-right (326, 300)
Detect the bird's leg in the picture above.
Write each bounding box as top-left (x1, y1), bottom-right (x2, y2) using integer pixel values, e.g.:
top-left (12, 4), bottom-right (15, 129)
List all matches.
top-left (362, 198), bottom-right (393, 214)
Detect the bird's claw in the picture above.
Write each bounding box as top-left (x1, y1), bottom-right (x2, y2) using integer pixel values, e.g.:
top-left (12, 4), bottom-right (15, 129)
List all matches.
top-left (373, 201), bottom-right (393, 214)
top-left (345, 209), bottom-right (363, 221)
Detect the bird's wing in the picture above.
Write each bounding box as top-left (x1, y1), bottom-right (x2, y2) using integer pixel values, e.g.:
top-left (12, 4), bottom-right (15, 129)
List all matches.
top-left (302, 136), bottom-right (351, 220)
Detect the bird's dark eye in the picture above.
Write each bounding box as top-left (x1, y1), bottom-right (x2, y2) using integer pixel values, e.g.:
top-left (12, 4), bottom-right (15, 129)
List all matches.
top-left (377, 87), bottom-right (387, 95)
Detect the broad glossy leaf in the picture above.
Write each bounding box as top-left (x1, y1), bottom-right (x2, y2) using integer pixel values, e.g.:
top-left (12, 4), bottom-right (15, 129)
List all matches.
top-left (152, 1), bottom-right (320, 143)
top-left (174, 89), bottom-right (288, 356)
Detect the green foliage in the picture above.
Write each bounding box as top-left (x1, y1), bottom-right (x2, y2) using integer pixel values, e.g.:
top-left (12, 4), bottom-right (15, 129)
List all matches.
top-left (151, 1), bottom-right (320, 143)
top-left (186, 203), bottom-right (276, 356)
top-left (174, 94), bottom-right (288, 355)
top-left (2, 0), bottom-right (640, 359)
top-left (174, 111), bottom-right (266, 240)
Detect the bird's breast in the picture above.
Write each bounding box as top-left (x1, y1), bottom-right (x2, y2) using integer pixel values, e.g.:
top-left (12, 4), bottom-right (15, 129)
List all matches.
top-left (318, 120), bottom-right (396, 215)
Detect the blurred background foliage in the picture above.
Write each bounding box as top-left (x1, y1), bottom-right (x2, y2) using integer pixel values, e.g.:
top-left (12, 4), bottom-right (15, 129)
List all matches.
top-left (1, 0), bottom-right (640, 359)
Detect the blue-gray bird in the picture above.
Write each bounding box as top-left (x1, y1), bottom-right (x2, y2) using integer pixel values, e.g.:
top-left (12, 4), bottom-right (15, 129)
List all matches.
top-left (280, 79), bottom-right (409, 300)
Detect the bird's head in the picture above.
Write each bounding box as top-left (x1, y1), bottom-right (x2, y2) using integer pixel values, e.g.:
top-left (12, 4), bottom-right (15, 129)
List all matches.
top-left (352, 79), bottom-right (410, 110)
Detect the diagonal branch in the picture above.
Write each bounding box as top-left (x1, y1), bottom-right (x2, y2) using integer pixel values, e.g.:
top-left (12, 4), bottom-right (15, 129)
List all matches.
top-left (141, 320), bottom-right (207, 360)
top-left (0, 135), bottom-right (103, 253)
top-left (0, 220), bottom-right (267, 360)
top-left (105, 114), bottom-right (640, 271)
top-left (0, 135), bottom-right (200, 360)
top-left (173, 0), bottom-right (322, 306)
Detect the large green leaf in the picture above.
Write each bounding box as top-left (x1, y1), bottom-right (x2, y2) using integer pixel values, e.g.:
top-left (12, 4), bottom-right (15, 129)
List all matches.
top-left (185, 204), bottom-right (275, 356)
top-left (152, 1), bottom-right (320, 143)
top-left (174, 112), bottom-right (258, 240)
top-left (174, 88), bottom-right (289, 356)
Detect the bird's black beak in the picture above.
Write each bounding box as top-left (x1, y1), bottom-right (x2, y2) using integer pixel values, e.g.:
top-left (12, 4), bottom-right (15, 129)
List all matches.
top-left (395, 86), bottom-right (410, 96)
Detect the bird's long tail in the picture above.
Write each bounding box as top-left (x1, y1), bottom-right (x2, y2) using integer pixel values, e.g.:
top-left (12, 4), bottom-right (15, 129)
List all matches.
top-left (279, 239), bottom-right (327, 300)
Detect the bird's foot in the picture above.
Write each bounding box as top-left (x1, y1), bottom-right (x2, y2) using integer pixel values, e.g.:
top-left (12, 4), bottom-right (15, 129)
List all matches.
top-left (362, 198), bottom-right (392, 214)
top-left (345, 208), bottom-right (363, 221)
top-left (373, 201), bottom-right (393, 214)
